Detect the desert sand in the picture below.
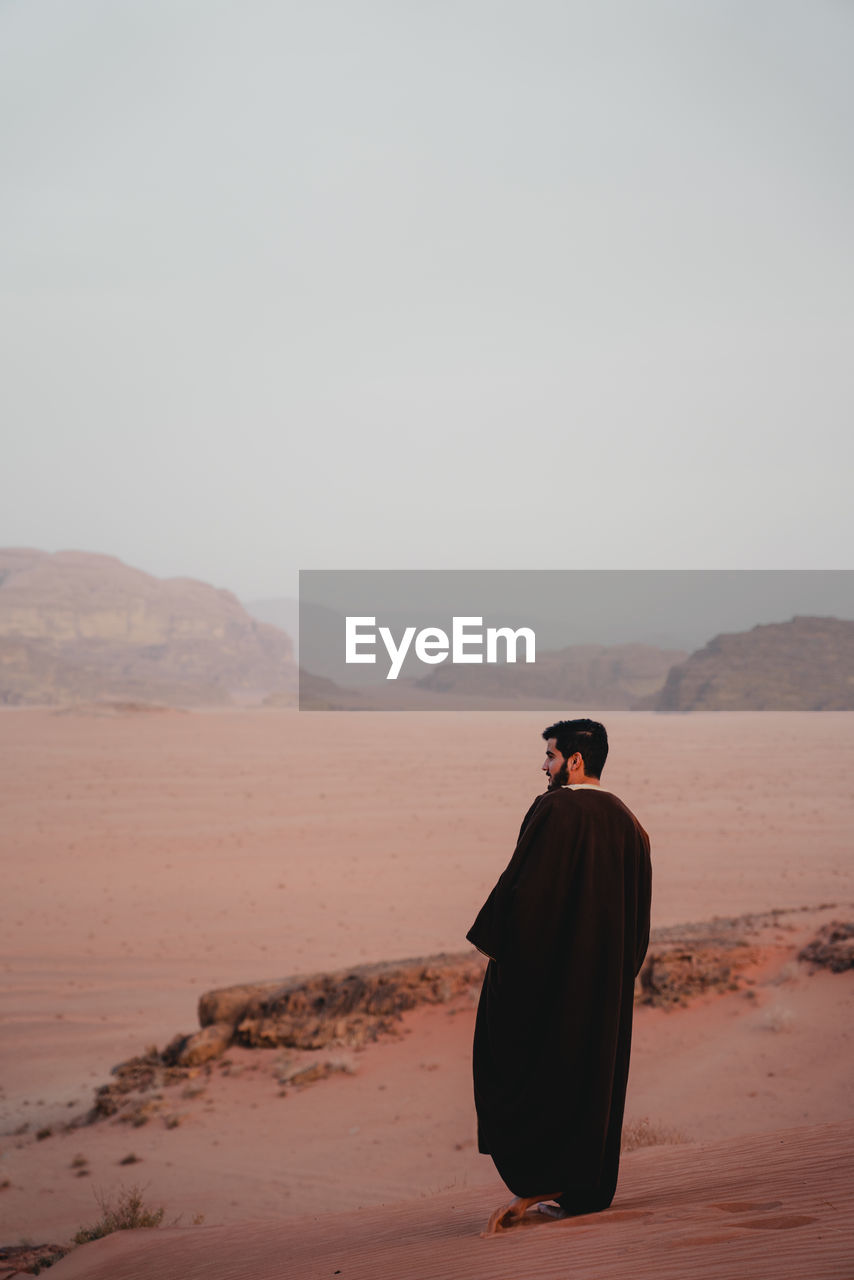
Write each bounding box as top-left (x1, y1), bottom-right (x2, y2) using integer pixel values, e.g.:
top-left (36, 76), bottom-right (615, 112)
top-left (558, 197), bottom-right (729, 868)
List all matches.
top-left (41, 1121), bottom-right (854, 1280)
top-left (1, 708), bottom-right (852, 1276)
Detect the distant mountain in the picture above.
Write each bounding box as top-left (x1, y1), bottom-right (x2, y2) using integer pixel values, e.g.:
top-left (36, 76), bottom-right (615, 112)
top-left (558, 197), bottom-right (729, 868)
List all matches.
top-left (0, 549), bottom-right (296, 706)
top-left (414, 643), bottom-right (688, 709)
top-left (243, 597), bottom-right (299, 658)
top-left (264, 668), bottom-right (364, 711)
top-left (649, 616), bottom-right (854, 710)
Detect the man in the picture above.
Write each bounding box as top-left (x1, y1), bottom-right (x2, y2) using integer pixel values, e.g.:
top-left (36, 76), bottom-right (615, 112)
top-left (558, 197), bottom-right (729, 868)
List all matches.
top-left (466, 718), bottom-right (652, 1233)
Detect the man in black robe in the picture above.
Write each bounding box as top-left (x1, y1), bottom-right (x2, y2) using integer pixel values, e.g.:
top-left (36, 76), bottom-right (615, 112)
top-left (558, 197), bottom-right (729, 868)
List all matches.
top-left (467, 718), bottom-right (651, 1232)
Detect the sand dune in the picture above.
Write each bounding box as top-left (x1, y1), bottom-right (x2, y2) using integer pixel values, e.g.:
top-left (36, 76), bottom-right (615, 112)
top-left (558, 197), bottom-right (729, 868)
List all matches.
top-left (3, 922), bottom-right (850, 1243)
top-left (46, 1120), bottom-right (854, 1280)
top-left (1, 708), bottom-right (852, 1274)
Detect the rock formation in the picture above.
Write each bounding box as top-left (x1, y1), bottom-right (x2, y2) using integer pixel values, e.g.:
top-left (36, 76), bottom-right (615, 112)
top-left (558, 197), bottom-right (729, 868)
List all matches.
top-left (84, 910), bottom-right (831, 1126)
top-left (0, 548), bottom-right (296, 706)
top-left (650, 616), bottom-right (854, 711)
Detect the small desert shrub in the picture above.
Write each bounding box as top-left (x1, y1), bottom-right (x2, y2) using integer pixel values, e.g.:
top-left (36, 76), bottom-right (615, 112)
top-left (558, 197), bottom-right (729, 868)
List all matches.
top-left (72, 1186), bottom-right (165, 1245)
top-left (757, 1002), bottom-right (794, 1032)
top-left (770, 961), bottom-right (800, 986)
top-left (622, 1116), bottom-right (688, 1152)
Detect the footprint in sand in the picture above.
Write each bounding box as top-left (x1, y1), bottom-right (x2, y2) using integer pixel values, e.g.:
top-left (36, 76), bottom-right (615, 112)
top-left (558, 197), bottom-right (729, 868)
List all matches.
top-left (677, 1201), bottom-right (819, 1246)
top-left (712, 1203), bottom-right (817, 1230)
top-left (713, 1201), bottom-right (783, 1213)
top-left (678, 1231), bottom-right (760, 1247)
top-left (592, 1209), bottom-right (655, 1224)
top-left (738, 1215), bottom-right (818, 1230)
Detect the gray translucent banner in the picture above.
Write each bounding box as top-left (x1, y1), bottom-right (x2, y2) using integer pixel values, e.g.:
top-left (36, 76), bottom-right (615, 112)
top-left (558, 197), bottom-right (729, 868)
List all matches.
top-left (298, 570), bottom-right (854, 711)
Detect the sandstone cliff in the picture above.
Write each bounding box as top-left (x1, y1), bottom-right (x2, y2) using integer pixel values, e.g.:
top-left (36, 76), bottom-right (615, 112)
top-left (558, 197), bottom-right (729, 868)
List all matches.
top-left (650, 615), bottom-right (854, 711)
top-left (0, 549), bottom-right (296, 706)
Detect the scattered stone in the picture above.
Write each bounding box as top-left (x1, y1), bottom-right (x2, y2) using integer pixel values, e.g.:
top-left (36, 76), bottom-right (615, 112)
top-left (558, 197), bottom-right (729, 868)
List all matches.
top-left (163, 1023), bottom-right (234, 1068)
top-left (276, 1056), bottom-right (356, 1089)
top-left (85, 1046), bottom-right (196, 1126)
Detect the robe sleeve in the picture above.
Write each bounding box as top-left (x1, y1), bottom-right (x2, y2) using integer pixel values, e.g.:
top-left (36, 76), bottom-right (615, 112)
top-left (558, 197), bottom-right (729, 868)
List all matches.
top-left (634, 823), bottom-right (653, 975)
top-left (466, 794), bottom-right (571, 968)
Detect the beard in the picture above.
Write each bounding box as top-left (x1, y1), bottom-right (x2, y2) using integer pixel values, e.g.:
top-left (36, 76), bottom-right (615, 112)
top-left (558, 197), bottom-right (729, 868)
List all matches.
top-left (547, 761), bottom-right (569, 790)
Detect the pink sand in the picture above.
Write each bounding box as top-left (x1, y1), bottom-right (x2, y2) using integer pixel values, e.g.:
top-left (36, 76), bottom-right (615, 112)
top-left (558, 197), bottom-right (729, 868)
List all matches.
top-left (1, 709), bottom-right (852, 1255)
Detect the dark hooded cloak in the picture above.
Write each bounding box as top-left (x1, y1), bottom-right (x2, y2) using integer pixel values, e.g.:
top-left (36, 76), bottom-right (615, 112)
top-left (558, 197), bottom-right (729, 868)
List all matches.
top-left (466, 785), bottom-right (651, 1209)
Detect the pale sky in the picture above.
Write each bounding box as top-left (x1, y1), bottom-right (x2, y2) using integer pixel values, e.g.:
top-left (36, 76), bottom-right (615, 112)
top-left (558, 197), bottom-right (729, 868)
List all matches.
top-left (2, 0), bottom-right (852, 601)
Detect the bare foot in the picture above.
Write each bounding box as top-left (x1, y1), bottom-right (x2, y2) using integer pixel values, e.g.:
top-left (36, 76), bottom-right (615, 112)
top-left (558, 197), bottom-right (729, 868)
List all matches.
top-left (485, 1192), bottom-right (563, 1234)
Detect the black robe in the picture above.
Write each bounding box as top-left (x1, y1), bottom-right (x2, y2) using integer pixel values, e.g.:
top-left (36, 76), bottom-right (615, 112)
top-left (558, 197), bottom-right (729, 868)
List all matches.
top-left (467, 786), bottom-right (651, 1208)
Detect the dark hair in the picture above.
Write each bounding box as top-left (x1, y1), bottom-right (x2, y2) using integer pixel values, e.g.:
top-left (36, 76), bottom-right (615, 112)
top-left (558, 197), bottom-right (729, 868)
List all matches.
top-left (542, 718), bottom-right (609, 779)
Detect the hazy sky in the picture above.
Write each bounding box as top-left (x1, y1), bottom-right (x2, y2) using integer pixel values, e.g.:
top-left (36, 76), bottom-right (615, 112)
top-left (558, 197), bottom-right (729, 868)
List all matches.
top-left (2, 1), bottom-right (852, 600)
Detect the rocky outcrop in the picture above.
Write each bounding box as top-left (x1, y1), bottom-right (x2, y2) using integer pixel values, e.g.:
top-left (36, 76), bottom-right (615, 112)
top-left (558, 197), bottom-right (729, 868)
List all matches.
top-left (84, 910), bottom-right (835, 1126)
top-left (0, 549), bottom-right (296, 706)
top-left (84, 953), bottom-right (486, 1125)
top-left (650, 616), bottom-right (854, 711)
top-left (638, 941), bottom-right (757, 1006)
top-left (74, 903), bottom-right (849, 1134)
top-left (199, 952), bottom-right (486, 1050)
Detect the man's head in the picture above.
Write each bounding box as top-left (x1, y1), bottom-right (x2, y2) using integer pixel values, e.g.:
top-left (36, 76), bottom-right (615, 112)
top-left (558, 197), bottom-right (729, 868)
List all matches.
top-left (541, 719), bottom-right (608, 790)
